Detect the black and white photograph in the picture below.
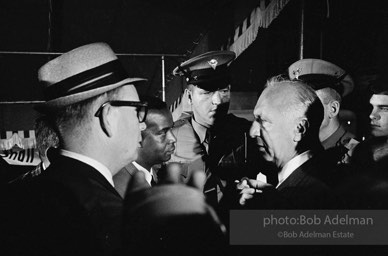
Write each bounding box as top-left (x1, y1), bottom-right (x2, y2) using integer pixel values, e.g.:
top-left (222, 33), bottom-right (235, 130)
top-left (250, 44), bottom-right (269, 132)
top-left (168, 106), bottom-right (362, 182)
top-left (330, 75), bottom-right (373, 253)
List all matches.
top-left (1, 0), bottom-right (388, 255)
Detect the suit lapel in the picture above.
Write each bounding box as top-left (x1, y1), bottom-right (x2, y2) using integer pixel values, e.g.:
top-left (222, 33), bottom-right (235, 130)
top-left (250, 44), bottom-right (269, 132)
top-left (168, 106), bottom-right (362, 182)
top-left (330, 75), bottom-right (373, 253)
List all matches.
top-left (277, 158), bottom-right (315, 192)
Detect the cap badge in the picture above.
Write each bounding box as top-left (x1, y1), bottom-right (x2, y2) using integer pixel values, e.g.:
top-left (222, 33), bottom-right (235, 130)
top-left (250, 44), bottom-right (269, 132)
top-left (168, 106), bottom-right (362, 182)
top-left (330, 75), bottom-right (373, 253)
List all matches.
top-left (208, 59), bottom-right (218, 70)
top-left (292, 68), bottom-right (301, 79)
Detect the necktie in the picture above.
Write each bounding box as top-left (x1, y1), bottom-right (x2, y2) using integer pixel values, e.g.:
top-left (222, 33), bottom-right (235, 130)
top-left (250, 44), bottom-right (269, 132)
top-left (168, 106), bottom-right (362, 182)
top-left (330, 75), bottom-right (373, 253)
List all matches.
top-left (150, 177), bottom-right (157, 186)
top-left (202, 129), bottom-right (211, 154)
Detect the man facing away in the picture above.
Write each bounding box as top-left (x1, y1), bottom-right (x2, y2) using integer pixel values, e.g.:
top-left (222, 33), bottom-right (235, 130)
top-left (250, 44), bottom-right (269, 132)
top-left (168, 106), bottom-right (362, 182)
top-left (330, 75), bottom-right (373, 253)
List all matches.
top-left (238, 75), bottom-right (341, 209)
top-left (113, 96), bottom-right (176, 198)
top-left (4, 42), bottom-right (147, 256)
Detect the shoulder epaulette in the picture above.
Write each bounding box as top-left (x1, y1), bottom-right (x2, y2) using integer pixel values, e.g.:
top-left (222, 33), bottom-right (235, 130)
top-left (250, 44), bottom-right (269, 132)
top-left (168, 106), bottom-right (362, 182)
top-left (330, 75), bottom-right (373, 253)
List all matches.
top-left (173, 115), bottom-right (191, 128)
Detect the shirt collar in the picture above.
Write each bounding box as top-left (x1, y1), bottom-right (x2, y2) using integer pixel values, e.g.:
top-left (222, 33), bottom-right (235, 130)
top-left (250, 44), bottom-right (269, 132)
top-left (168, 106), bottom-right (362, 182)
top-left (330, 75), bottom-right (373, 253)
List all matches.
top-left (321, 124), bottom-right (346, 150)
top-left (276, 150), bottom-right (313, 188)
top-left (132, 161), bottom-right (154, 186)
top-left (59, 149), bottom-right (115, 187)
top-left (191, 118), bottom-right (208, 144)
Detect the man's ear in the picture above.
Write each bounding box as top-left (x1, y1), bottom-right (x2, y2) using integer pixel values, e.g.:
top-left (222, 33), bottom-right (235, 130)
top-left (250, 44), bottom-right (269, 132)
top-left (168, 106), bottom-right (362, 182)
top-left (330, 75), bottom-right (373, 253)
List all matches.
top-left (329, 100), bottom-right (340, 117)
top-left (293, 118), bottom-right (309, 142)
top-left (185, 88), bottom-right (192, 104)
top-left (99, 104), bottom-right (114, 137)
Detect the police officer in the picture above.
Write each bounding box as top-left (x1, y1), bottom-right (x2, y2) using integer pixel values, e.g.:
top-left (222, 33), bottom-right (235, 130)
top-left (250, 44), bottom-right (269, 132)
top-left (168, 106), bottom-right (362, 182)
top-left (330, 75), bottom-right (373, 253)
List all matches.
top-left (168, 51), bottom-right (252, 207)
top-left (288, 59), bottom-right (359, 165)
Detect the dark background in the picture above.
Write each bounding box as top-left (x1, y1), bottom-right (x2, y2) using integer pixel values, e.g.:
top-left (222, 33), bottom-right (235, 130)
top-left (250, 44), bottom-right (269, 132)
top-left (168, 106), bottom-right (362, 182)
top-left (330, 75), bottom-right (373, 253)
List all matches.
top-left (1, 0), bottom-right (388, 138)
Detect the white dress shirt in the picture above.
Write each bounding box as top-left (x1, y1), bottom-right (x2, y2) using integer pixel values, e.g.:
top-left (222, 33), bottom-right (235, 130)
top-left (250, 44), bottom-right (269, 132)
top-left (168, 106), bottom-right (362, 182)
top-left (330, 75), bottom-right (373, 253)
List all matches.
top-left (276, 150), bottom-right (313, 188)
top-left (59, 149), bottom-right (115, 187)
top-left (132, 161), bottom-right (154, 186)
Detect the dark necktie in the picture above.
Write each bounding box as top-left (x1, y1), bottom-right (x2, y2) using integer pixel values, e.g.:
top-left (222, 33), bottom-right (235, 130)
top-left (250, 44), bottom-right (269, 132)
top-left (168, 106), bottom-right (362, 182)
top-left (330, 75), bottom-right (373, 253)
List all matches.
top-left (202, 129), bottom-right (211, 154)
top-left (150, 176), bottom-right (157, 186)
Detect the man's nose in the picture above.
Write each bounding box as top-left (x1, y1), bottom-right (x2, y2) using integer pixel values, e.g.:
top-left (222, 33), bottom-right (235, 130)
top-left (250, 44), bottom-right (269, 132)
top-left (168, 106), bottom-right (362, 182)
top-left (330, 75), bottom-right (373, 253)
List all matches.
top-left (370, 108), bottom-right (380, 121)
top-left (167, 130), bottom-right (177, 143)
top-left (249, 121), bottom-right (261, 138)
top-left (212, 91), bottom-right (222, 105)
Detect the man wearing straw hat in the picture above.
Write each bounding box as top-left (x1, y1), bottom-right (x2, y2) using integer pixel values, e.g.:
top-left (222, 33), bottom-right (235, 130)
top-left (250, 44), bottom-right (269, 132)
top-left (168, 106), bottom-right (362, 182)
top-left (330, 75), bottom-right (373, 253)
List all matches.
top-left (5, 42), bottom-right (147, 256)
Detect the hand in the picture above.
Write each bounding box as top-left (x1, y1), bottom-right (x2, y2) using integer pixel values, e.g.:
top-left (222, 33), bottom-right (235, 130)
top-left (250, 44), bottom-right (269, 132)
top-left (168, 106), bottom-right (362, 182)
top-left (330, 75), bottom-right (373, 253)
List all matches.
top-left (237, 178), bottom-right (273, 206)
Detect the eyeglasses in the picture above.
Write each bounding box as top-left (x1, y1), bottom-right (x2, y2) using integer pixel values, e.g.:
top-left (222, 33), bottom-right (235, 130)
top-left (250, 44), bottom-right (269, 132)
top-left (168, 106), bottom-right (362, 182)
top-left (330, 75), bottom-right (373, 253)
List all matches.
top-left (94, 100), bottom-right (148, 123)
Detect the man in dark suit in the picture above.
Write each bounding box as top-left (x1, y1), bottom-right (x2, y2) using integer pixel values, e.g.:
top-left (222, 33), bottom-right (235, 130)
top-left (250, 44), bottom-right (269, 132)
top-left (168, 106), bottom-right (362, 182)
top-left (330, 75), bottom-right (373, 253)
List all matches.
top-left (4, 42), bottom-right (147, 256)
top-left (238, 75), bottom-right (341, 209)
top-left (113, 96), bottom-right (176, 198)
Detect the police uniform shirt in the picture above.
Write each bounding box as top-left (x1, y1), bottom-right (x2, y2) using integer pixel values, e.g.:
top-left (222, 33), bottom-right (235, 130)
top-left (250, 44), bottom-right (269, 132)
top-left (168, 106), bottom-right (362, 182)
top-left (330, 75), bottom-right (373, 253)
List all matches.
top-left (321, 124), bottom-right (355, 150)
top-left (169, 114), bottom-right (204, 162)
top-left (191, 118), bottom-right (210, 153)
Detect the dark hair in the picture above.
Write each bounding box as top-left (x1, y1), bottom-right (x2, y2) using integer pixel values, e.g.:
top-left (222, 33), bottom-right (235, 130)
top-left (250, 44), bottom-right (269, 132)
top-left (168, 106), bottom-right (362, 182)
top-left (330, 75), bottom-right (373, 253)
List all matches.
top-left (34, 116), bottom-right (59, 157)
top-left (370, 71), bottom-right (388, 95)
top-left (140, 95), bottom-right (167, 111)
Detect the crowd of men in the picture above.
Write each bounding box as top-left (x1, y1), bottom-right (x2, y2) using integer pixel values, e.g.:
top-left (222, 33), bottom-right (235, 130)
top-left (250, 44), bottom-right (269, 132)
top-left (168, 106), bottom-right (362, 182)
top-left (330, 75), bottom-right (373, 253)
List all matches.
top-left (1, 42), bottom-right (388, 255)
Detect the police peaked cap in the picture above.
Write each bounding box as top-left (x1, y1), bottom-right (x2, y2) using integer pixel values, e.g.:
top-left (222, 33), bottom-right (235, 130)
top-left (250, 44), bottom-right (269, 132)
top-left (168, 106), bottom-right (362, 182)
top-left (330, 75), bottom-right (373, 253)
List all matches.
top-left (288, 58), bottom-right (354, 97)
top-left (173, 51), bottom-right (236, 91)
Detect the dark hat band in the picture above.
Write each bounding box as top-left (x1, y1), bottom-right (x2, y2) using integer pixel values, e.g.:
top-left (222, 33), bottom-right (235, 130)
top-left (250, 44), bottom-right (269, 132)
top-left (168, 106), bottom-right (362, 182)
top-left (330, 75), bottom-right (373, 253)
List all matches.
top-left (190, 75), bottom-right (231, 91)
top-left (298, 73), bottom-right (346, 94)
top-left (43, 59), bottom-right (129, 101)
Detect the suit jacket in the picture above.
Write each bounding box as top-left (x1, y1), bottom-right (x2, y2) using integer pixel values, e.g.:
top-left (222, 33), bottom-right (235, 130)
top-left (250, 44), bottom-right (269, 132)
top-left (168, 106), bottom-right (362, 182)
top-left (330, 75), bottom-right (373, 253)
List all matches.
top-left (245, 155), bottom-right (343, 209)
top-left (5, 152), bottom-right (123, 256)
top-left (114, 162), bottom-right (140, 198)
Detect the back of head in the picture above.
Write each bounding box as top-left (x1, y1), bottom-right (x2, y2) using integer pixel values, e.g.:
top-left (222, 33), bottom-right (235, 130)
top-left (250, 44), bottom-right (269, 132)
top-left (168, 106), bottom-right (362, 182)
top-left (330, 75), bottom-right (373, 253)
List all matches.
top-left (34, 116), bottom-right (59, 158)
top-left (122, 181), bottom-right (227, 255)
top-left (140, 95), bottom-right (168, 113)
top-left (316, 87), bottom-right (342, 105)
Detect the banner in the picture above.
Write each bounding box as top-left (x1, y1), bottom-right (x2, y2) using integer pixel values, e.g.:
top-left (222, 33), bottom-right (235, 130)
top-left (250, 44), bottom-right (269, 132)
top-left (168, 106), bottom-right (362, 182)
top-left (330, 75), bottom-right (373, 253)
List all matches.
top-left (0, 130), bottom-right (36, 151)
top-left (0, 148), bottom-right (40, 166)
top-left (223, 0), bottom-right (291, 58)
top-left (0, 130), bottom-right (39, 166)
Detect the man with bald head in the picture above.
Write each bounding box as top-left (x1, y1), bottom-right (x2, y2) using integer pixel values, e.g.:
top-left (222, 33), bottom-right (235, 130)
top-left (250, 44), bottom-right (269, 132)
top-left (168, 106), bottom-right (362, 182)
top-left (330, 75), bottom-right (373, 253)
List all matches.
top-left (238, 75), bottom-right (341, 209)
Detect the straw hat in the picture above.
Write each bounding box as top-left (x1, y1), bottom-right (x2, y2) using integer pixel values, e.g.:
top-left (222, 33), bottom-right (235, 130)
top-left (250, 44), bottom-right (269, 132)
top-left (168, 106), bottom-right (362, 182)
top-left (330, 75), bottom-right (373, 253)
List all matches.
top-left (35, 42), bottom-right (146, 113)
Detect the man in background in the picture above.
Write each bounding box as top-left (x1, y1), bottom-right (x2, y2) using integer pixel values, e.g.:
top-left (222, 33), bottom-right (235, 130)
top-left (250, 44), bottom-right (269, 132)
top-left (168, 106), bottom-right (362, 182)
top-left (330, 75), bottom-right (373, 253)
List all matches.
top-left (288, 58), bottom-right (358, 165)
top-left (113, 96), bottom-right (176, 198)
top-left (8, 116), bottom-right (59, 183)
